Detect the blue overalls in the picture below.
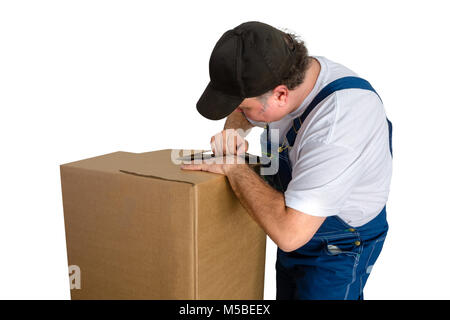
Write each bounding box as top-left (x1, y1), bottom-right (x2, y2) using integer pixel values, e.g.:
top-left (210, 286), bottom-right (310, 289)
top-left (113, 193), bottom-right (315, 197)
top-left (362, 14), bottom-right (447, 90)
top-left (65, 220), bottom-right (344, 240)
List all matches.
top-left (261, 76), bottom-right (393, 300)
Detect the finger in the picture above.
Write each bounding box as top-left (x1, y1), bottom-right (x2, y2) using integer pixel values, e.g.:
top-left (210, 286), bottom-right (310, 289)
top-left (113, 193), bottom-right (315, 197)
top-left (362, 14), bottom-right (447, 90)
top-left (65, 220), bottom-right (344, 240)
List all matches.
top-left (180, 163), bottom-right (204, 171)
top-left (215, 132), bottom-right (224, 156)
top-left (222, 130), bottom-right (230, 155)
top-left (242, 140), bottom-right (249, 153)
top-left (225, 132), bottom-right (232, 155)
top-left (227, 129), bottom-right (239, 155)
top-left (237, 138), bottom-right (246, 155)
top-left (225, 130), bottom-right (238, 155)
top-left (235, 134), bottom-right (248, 155)
top-left (210, 135), bottom-right (216, 155)
top-left (211, 132), bottom-right (224, 156)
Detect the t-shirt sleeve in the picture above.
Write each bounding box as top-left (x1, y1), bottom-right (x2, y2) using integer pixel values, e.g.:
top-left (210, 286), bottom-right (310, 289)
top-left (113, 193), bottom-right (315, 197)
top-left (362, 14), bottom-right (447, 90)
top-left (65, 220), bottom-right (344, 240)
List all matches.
top-left (284, 140), bottom-right (364, 217)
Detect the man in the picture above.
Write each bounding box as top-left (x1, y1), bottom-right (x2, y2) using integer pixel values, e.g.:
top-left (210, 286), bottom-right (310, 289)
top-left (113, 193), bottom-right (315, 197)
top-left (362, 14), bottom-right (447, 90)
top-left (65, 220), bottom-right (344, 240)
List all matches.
top-left (181, 21), bottom-right (392, 300)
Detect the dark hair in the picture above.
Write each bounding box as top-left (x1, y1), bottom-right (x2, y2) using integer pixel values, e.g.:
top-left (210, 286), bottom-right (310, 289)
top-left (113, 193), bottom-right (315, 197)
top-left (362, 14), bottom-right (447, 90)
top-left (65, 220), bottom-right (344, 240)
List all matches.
top-left (280, 32), bottom-right (310, 90)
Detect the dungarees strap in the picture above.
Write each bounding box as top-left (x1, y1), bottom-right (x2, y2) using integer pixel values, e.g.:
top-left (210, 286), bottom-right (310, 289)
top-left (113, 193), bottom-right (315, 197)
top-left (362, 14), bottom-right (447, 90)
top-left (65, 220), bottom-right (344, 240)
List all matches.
top-left (262, 76), bottom-right (393, 193)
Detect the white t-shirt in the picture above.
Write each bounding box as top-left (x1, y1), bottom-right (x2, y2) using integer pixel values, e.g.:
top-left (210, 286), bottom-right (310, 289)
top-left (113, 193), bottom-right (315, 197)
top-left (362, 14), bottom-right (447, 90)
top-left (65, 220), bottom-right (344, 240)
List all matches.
top-left (246, 56), bottom-right (392, 227)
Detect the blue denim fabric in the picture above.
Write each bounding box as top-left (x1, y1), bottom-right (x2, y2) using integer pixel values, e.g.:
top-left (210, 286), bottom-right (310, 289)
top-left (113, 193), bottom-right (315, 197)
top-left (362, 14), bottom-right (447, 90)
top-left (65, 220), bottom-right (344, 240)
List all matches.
top-left (260, 129), bottom-right (292, 193)
top-left (260, 77), bottom-right (392, 300)
top-left (276, 207), bottom-right (388, 300)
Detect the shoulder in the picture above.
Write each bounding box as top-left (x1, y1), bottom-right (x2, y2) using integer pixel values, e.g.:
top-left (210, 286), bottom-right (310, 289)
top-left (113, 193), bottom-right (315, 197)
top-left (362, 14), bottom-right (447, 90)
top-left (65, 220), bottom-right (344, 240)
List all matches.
top-left (299, 84), bottom-right (384, 150)
top-left (297, 57), bottom-right (358, 144)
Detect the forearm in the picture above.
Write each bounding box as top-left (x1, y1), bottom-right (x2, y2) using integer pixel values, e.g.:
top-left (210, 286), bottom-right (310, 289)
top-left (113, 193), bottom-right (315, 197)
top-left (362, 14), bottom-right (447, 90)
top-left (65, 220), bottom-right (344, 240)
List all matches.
top-left (224, 110), bottom-right (254, 136)
top-left (224, 164), bottom-right (288, 246)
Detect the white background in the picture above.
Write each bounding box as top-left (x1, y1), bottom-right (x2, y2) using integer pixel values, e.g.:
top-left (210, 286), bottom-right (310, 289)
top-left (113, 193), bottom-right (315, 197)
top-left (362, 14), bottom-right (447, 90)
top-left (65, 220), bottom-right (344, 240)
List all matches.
top-left (1, 0), bottom-right (449, 300)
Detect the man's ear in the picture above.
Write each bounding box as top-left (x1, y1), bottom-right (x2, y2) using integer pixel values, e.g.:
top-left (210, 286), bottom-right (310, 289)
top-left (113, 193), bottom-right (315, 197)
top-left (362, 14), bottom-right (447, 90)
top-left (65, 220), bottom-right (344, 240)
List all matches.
top-left (273, 85), bottom-right (289, 106)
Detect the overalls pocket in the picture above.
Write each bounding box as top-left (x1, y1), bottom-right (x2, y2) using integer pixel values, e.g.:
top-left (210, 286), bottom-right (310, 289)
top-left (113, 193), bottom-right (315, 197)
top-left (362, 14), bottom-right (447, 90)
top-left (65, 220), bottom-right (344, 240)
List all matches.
top-left (324, 234), bottom-right (361, 257)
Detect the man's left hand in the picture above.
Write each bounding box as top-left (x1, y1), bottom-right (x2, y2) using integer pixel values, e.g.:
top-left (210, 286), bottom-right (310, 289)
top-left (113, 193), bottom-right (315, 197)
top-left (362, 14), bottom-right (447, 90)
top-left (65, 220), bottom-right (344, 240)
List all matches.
top-left (180, 155), bottom-right (246, 175)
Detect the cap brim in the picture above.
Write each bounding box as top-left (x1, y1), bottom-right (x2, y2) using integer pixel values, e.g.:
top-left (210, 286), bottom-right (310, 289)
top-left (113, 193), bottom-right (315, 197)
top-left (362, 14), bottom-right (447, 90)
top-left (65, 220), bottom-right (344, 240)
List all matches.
top-left (196, 82), bottom-right (244, 120)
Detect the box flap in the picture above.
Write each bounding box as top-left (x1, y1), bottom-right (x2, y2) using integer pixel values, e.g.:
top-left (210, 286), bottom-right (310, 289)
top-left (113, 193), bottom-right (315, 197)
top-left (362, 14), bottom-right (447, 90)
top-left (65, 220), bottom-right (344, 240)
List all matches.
top-left (120, 149), bottom-right (226, 185)
top-left (61, 149), bottom-right (226, 185)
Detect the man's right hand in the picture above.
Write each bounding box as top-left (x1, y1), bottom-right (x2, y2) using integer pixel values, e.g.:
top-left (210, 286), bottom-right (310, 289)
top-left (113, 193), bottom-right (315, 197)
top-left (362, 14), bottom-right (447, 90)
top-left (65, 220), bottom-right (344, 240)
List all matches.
top-left (210, 129), bottom-right (249, 156)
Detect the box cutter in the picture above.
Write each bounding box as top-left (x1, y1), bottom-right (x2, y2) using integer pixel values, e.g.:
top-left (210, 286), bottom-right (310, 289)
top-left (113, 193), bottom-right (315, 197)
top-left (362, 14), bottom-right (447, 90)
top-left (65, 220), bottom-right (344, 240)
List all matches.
top-left (176, 150), bottom-right (266, 164)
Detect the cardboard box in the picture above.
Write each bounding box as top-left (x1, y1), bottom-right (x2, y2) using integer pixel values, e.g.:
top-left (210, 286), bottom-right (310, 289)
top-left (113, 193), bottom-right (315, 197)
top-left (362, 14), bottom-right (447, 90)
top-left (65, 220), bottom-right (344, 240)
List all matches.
top-left (60, 149), bottom-right (266, 299)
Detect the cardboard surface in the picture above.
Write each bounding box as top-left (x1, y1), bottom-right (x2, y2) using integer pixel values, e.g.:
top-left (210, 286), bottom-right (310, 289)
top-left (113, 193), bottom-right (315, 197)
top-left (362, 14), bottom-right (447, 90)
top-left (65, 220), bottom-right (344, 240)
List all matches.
top-left (60, 149), bottom-right (266, 299)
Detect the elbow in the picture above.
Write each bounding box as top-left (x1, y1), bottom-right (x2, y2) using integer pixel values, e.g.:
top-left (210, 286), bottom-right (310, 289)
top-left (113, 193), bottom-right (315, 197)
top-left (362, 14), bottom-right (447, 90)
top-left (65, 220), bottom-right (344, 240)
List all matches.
top-left (271, 211), bottom-right (307, 252)
top-left (275, 233), bottom-right (308, 253)
top-left (277, 240), bottom-right (303, 253)
top-left (274, 220), bottom-right (316, 252)
top-left (270, 204), bottom-right (319, 252)
top-left (272, 207), bottom-right (324, 252)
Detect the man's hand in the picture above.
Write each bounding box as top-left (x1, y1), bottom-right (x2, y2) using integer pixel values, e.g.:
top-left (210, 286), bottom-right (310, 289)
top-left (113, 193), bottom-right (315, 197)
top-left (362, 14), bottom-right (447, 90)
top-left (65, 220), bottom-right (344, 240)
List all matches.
top-left (210, 129), bottom-right (249, 156)
top-left (181, 128), bottom-right (250, 175)
top-left (180, 155), bottom-right (246, 175)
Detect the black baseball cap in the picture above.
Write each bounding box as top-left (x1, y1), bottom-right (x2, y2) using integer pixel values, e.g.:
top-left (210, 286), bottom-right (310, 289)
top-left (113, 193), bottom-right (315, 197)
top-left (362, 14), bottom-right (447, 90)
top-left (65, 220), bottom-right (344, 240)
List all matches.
top-left (196, 21), bottom-right (296, 120)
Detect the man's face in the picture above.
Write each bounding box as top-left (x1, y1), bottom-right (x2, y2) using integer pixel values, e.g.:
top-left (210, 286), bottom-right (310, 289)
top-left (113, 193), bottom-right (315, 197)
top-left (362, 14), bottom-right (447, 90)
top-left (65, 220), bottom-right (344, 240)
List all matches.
top-left (236, 94), bottom-right (288, 123)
